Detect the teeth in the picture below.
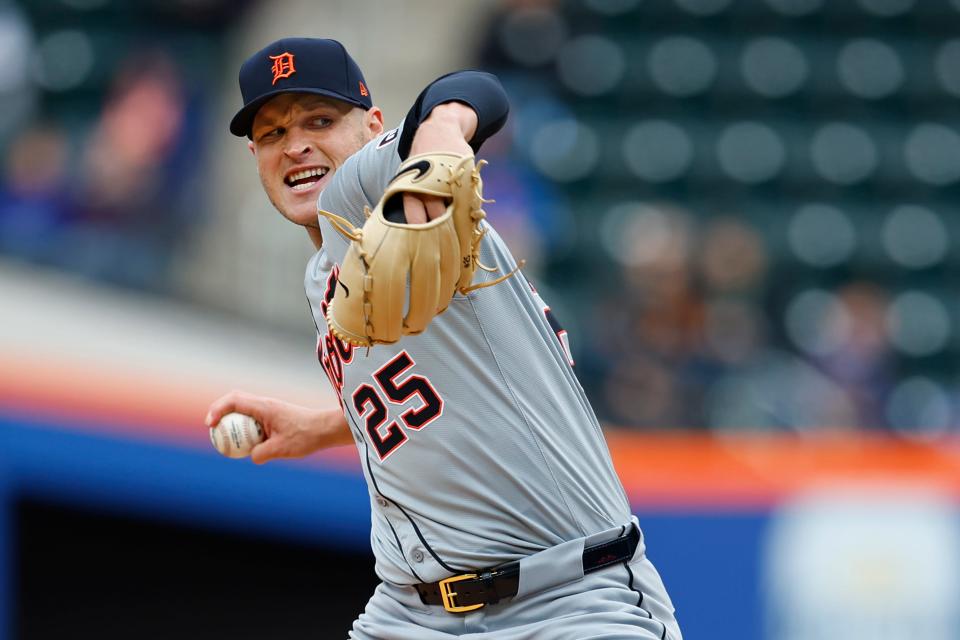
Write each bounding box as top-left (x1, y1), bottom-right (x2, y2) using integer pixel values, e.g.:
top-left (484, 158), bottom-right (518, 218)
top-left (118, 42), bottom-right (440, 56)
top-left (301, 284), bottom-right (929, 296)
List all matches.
top-left (286, 167), bottom-right (328, 186)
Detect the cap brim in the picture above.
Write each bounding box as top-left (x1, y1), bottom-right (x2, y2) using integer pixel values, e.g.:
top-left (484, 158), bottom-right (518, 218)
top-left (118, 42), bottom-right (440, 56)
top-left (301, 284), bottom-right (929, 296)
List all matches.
top-left (229, 87), bottom-right (368, 138)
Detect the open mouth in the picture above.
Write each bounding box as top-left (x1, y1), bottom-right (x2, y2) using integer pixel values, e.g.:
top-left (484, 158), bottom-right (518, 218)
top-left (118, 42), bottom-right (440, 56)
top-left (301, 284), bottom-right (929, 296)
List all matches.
top-left (284, 167), bottom-right (329, 192)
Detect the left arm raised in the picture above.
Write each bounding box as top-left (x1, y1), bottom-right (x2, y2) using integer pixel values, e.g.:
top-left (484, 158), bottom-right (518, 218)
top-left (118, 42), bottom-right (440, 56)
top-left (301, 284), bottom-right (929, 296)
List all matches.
top-left (398, 70), bottom-right (509, 159)
top-left (400, 71), bottom-right (510, 223)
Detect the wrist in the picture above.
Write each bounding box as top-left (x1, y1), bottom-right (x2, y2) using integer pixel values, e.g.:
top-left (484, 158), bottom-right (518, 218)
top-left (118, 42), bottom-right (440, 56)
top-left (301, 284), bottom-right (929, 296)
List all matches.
top-left (318, 408), bottom-right (354, 447)
top-left (424, 102), bottom-right (478, 141)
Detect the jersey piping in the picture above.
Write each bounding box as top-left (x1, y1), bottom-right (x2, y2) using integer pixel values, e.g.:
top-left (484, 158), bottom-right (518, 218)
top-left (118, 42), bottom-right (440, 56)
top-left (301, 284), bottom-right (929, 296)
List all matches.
top-left (464, 293), bottom-right (587, 537)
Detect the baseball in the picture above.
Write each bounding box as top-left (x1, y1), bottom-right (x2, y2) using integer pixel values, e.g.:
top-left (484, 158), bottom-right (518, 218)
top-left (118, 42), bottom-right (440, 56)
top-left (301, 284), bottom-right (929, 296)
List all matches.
top-left (210, 412), bottom-right (265, 459)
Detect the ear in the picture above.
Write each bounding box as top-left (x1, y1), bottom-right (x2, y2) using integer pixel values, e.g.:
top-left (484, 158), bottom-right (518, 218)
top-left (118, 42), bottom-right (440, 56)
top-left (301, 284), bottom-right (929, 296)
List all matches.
top-left (365, 107), bottom-right (384, 137)
top-left (247, 140), bottom-right (256, 156)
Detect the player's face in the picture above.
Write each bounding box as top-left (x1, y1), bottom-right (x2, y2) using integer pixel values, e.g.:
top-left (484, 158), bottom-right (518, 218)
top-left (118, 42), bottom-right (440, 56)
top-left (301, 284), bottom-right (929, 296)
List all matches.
top-left (249, 94), bottom-right (384, 227)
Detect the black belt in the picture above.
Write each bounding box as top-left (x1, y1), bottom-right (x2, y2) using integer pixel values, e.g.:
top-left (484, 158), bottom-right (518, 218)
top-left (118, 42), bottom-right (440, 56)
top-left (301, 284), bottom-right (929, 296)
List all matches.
top-left (414, 525), bottom-right (640, 613)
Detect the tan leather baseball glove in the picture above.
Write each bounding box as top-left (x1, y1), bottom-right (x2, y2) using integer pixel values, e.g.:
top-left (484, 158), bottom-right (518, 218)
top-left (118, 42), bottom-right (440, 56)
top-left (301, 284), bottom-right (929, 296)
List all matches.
top-left (318, 152), bottom-right (516, 347)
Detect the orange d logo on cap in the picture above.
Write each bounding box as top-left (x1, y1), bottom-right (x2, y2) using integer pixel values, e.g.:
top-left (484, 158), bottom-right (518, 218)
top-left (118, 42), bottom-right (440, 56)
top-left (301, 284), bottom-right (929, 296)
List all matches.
top-left (269, 52), bottom-right (296, 85)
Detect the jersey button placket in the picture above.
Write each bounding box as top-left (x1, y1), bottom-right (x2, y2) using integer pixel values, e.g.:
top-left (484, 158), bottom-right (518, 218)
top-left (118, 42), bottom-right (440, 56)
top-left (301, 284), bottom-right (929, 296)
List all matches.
top-left (410, 548), bottom-right (425, 563)
top-left (375, 497), bottom-right (388, 508)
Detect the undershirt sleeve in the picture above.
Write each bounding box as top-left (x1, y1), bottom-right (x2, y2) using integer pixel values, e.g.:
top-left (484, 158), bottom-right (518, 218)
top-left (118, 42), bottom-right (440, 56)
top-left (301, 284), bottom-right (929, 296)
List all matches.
top-left (397, 70), bottom-right (510, 159)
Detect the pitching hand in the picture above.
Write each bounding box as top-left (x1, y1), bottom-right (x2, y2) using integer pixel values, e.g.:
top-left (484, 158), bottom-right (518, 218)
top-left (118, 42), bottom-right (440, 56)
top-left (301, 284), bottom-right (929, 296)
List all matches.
top-left (205, 391), bottom-right (351, 464)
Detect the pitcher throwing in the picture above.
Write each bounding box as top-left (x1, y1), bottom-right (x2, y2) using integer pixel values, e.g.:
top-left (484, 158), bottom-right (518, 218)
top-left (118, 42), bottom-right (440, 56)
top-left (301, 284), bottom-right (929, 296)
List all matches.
top-left (207, 37), bottom-right (682, 640)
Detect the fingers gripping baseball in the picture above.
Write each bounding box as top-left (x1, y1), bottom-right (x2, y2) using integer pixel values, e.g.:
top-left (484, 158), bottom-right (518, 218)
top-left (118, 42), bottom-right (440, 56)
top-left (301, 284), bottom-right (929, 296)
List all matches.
top-left (206, 390), bottom-right (267, 429)
top-left (205, 391), bottom-right (326, 465)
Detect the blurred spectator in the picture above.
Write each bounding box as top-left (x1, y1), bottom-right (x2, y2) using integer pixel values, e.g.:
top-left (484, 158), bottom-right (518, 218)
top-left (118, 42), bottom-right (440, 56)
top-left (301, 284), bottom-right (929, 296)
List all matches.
top-left (698, 217), bottom-right (767, 295)
top-left (61, 51), bottom-right (193, 290)
top-left (809, 282), bottom-right (894, 428)
top-left (80, 52), bottom-right (186, 224)
top-left (0, 123), bottom-right (73, 261)
top-left (580, 203), bottom-right (900, 430)
top-left (0, 0), bottom-right (222, 293)
top-left (589, 204), bottom-right (710, 427)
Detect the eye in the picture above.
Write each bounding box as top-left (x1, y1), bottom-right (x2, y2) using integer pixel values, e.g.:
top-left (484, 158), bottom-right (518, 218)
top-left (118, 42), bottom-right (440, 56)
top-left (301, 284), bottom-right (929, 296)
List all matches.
top-left (311, 117), bottom-right (333, 128)
top-left (258, 127), bottom-right (284, 142)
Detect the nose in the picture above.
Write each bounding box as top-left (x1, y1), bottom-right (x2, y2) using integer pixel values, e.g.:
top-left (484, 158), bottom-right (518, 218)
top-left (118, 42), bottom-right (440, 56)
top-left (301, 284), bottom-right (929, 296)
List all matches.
top-left (283, 130), bottom-right (313, 158)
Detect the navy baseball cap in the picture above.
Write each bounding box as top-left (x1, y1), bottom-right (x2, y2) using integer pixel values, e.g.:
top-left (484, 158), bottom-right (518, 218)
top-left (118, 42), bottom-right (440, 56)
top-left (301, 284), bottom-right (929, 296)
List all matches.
top-left (230, 37), bottom-right (373, 138)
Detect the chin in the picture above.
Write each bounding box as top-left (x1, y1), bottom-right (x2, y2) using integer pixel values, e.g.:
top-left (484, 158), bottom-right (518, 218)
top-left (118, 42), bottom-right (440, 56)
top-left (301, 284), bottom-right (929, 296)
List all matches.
top-left (288, 208), bottom-right (320, 227)
top-left (278, 192), bottom-right (315, 221)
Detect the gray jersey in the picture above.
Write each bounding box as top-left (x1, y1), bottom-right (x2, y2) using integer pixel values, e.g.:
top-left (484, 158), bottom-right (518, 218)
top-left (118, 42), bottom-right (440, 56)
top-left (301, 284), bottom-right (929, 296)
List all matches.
top-left (305, 124), bottom-right (632, 586)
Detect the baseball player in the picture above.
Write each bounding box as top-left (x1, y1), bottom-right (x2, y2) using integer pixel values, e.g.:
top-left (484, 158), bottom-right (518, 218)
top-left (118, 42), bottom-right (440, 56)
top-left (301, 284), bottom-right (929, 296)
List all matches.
top-left (207, 38), bottom-right (682, 639)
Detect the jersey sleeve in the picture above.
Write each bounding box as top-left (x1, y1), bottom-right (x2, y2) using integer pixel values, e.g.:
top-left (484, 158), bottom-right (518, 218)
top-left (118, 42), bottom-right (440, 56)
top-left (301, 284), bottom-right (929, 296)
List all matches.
top-left (397, 70), bottom-right (510, 159)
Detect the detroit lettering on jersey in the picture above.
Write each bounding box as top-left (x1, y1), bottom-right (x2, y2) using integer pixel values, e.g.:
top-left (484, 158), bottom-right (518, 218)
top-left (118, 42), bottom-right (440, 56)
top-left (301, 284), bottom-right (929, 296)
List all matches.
top-left (316, 264), bottom-right (354, 408)
top-left (305, 123), bottom-right (631, 585)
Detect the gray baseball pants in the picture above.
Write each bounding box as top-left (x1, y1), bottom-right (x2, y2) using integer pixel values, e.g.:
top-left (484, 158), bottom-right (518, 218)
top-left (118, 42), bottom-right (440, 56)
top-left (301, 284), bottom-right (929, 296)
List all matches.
top-left (349, 522), bottom-right (682, 639)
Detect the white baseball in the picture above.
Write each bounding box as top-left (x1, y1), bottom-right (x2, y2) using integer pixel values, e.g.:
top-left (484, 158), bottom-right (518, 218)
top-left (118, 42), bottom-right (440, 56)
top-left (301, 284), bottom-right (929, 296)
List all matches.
top-left (210, 412), bottom-right (265, 459)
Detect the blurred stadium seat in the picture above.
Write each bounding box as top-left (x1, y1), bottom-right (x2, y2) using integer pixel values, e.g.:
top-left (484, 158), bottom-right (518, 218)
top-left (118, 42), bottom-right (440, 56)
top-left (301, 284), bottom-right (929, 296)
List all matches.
top-left (478, 0), bottom-right (960, 430)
